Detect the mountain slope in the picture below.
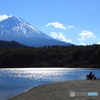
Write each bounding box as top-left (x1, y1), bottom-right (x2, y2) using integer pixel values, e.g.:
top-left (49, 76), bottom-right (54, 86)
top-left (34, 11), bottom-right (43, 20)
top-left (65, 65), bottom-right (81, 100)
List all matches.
top-left (0, 15), bottom-right (72, 47)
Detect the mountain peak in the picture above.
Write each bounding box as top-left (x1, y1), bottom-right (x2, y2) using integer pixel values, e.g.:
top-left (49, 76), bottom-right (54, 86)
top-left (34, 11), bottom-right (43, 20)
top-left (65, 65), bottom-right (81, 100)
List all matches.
top-left (0, 15), bottom-right (42, 37)
top-left (0, 14), bottom-right (12, 22)
top-left (0, 15), bottom-right (72, 47)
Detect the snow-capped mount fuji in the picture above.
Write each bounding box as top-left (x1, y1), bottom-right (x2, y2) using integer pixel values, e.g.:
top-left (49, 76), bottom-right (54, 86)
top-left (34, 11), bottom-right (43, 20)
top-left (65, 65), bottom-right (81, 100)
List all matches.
top-left (0, 16), bottom-right (50, 37)
top-left (0, 15), bottom-right (72, 47)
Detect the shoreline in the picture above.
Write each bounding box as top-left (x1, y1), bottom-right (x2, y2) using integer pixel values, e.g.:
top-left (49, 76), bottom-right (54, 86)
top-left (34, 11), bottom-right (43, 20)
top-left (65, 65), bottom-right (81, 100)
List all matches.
top-left (6, 80), bottom-right (100, 100)
top-left (1, 67), bottom-right (100, 68)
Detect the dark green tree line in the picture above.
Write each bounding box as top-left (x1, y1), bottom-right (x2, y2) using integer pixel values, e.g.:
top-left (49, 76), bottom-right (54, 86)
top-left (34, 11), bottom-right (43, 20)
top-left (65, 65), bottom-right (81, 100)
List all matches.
top-left (0, 44), bottom-right (100, 68)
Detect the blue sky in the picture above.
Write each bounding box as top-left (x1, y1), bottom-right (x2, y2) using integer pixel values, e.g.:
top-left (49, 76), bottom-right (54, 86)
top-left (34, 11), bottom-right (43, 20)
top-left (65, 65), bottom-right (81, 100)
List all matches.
top-left (0, 0), bottom-right (100, 45)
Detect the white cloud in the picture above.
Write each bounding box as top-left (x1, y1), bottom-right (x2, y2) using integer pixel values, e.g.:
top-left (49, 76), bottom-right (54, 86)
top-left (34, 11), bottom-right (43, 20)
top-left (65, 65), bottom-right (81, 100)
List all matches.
top-left (79, 42), bottom-right (86, 45)
top-left (78, 30), bottom-right (96, 41)
top-left (46, 22), bottom-right (66, 29)
top-left (0, 14), bottom-right (12, 21)
top-left (97, 42), bottom-right (100, 44)
top-left (46, 21), bottom-right (74, 29)
top-left (66, 26), bottom-right (74, 28)
top-left (50, 32), bottom-right (72, 43)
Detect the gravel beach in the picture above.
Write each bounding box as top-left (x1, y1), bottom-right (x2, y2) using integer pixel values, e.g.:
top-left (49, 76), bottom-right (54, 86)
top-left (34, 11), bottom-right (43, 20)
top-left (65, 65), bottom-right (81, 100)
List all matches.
top-left (7, 80), bottom-right (100, 100)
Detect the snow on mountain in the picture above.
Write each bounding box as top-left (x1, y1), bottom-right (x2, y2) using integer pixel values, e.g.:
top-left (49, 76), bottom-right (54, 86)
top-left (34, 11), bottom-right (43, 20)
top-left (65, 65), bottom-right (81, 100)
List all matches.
top-left (0, 15), bottom-right (72, 47)
top-left (0, 14), bottom-right (12, 21)
top-left (0, 16), bottom-right (45, 37)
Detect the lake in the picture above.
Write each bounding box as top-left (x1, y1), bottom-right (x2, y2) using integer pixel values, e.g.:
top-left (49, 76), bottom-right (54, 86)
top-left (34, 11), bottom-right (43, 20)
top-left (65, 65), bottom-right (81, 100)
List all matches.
top-left (0, 68), bottom-right (100, 100)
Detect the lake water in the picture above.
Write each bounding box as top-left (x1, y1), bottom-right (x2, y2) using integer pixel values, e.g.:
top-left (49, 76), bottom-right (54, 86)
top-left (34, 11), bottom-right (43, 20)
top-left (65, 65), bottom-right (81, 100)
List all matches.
top-left (0, 68), bottom-right (100, 100)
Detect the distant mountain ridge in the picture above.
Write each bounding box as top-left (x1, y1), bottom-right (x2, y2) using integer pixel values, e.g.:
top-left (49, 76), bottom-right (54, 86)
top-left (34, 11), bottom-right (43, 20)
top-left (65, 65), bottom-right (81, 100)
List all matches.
top-left (0, 15), bottom-right (72, 47)
top-left (0, 40), bottom-right (26, 48)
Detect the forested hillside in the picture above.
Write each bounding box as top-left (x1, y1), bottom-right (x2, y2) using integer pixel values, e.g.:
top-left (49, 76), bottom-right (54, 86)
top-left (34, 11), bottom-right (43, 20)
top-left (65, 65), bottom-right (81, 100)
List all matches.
top-left (0, 40), bottom-right (26, 48)
top-left (0, 45), bottom-right (100, 68)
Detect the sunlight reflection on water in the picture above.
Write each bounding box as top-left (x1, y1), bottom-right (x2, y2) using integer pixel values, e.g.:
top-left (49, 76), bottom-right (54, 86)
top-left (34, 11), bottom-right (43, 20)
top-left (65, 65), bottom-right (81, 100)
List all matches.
top-left (1, 68), bottom-right (100, 81)
top-left (0, 68), bottom-right (100, 100)
top-left (1, 68), bottom-right (75, 81)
